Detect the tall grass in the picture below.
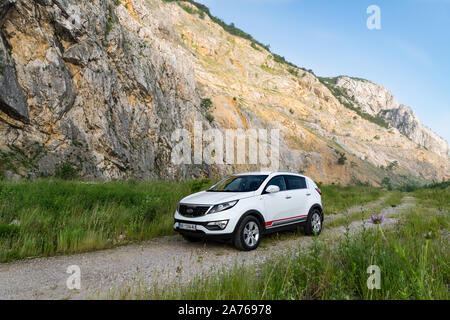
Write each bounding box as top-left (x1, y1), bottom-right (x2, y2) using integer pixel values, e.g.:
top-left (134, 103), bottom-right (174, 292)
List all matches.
top-left (0, 179), bottom-right (386, 262)
top-left (0, 179), bottom-right (211, 262)
top-left (326, 190), bottom-right (404, 228)
top-left (320, 185), bottom-right (385, 215)
top-left (412, 184), bottom-right (450, 212)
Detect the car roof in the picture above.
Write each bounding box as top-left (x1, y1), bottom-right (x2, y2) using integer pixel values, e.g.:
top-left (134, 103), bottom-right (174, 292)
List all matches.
top-left (233, 171), bottom-right (309, 179)
top-left (233, 171), bottom-right (272, 176)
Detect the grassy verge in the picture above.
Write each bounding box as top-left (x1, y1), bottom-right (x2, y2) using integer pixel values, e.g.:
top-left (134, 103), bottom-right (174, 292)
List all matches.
top-left (0, 180), bottom-right (385, 262)
top-left (116, 187), bottom-right (449, 300)
top-left (320, 185), bottom-right (385, 215)
top-left (412, 182), bottom-right (450, 212)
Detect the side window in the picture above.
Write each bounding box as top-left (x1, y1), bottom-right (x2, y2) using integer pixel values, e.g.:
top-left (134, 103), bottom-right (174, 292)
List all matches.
top-left (264, 176), bottom-right (286, 192)
top-left (284, 175), bottom-right (307, 190)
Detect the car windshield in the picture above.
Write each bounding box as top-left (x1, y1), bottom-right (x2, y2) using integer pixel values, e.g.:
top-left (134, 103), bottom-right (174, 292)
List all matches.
top-left (207, 175), bottom-right (268, 192)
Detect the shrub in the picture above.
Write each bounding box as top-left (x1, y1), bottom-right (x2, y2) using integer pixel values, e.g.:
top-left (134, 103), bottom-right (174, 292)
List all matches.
top-left (190, 178), bottom-right (211, 192)
top-left (381, 177), bottom-right (392, 190)
top-left (55, 162), bottom-right (80, 180)
top-left (179, 3), bottom-right (196, 14)
top-left (288, 68), bottom-right (298, 77)
top-left (250, 41), bottom-right (261, 51)
top-left (205, 113), bottom-right (214, 123)
top-left (200, 98), bottom-right (213, 110)
top-left (386, 161), bottom-right (399, 171)
top-left (337, 152), bottom-right (347, 165)
top-left (105, 7), bottom-right (115, 39)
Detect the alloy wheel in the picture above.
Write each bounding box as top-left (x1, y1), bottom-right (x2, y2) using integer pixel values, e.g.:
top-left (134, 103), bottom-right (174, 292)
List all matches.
top-left (243, 221), bottom-right (259, 247)
top-left (311, 212), bottom-right (321, 233)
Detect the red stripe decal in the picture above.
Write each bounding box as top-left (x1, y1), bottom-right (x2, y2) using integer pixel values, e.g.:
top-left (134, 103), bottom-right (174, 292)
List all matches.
top-left (265, 214), bottom-right (307, 227)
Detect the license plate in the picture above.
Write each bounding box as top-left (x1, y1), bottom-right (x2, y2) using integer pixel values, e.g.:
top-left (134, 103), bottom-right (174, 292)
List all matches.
top-left (178, 222), bottom-right (197, 231)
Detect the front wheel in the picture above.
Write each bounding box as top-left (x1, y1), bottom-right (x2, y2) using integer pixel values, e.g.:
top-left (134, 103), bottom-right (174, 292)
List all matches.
top-left (304, 207), bottom-right (323, 236)
top-left (233, 216), bottom-right (261, 251)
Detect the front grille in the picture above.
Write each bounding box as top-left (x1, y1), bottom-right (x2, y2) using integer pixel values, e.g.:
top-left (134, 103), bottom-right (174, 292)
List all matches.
top-left (178, 204), bottom-right (211, 217)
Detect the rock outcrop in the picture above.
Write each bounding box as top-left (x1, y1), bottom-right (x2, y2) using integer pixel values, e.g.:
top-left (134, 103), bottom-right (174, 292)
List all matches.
top-left (380, 105), bottom-right (449, 157)
top-left (335, 76), bottom-right (399, 115)
top-left (0, 32), bottom-right (29, 122)
top-left (334, 76), bottom-right (449, 157)
top-left (0, 0), bottom-right (448, 184)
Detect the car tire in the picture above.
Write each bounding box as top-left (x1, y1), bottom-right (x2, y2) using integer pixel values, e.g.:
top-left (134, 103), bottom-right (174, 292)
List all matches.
top-left (182, 234), bottom-right (202, 242)
top-left (233, 216), bottom-right (262, 251)
top-left (304, 207), bottom-right (323, 236)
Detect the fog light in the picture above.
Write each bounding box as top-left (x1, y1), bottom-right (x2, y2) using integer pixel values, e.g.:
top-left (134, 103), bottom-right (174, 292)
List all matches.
top-left (206, 220), bottom-right (229, 230)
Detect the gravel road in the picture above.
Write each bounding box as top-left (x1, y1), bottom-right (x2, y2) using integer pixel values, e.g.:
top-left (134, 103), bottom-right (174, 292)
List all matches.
top-left (0, 197), bottom-right (415, 300)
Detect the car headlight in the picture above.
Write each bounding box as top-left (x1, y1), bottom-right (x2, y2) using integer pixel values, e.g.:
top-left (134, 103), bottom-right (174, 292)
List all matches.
top-left (208, 200), bottom-right (238, 214)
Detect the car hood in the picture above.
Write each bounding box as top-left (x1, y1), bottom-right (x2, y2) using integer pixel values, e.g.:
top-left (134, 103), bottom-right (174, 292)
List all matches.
top-left (180, 191), bottom-right (255, 205)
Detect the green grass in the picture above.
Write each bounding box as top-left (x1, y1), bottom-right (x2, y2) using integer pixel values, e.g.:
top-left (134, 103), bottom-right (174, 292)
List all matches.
top-left (326, 190), bottom-right (404, 228)
top-left (320, 184), bottom-right (385, 215)
top-left (412, 183), bottom-right (450, 212)
top-left (0, 180), bottom-right (388, 262)
top-left (119, 187), bottom-right (449, 300)
top-left (0, 179), bottom-right (211, 262)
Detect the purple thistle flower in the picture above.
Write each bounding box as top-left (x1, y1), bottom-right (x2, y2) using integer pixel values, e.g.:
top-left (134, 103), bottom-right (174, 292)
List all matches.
top-left (367, 214), bottom-right (386, 225)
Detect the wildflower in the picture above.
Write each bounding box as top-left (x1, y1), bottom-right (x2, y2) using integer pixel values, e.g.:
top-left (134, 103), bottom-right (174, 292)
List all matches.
top-left (367, 214), bottom-right (387, 240)
top-left (367, 214), bottom-right (386, 225)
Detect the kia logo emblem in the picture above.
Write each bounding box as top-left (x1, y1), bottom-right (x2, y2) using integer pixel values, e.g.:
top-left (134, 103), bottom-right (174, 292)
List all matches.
top-left (186, 208), bottom-right (194, 214)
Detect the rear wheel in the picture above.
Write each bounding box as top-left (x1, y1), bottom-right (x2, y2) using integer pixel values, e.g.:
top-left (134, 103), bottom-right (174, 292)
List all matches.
top-left (233, 216), bottom-right (261, 251)
top-left (304, 207), bottom-right (323, 236)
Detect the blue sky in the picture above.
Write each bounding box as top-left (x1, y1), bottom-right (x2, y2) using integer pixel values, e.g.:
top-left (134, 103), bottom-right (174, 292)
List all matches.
top-left (197, 0), bottom-right (450, 144)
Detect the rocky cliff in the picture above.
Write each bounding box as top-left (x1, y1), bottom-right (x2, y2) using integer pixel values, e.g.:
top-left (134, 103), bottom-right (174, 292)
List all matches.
top-left (0, 0), bottom-right (448, 185)
top-left (333, 76), bottom-right (449, 157)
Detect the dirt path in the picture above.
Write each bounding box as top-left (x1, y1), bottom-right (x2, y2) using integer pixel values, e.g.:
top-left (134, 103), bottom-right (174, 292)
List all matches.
top-left (325, 194), bottom-right (390, 224)
top-left (0, 196), bottom-right (415, 300)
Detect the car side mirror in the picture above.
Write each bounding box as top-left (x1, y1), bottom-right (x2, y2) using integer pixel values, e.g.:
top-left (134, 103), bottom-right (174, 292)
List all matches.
top-left (265, 185), bottom-right (280, 193)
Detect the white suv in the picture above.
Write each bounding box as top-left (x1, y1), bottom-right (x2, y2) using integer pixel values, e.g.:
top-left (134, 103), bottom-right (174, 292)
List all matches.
top-left (174, 172), bottom-right (323, 250)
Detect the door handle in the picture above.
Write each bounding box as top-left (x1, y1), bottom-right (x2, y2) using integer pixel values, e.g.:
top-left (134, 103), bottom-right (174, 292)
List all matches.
top-left (306, 193), bottom-right (311, 196)
top-left (285, 195), bottom-right (292, 199)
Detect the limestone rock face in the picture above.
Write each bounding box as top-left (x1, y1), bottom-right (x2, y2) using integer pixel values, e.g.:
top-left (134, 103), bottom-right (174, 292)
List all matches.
top-left (335, 76), bottom-right (399, 115)
top-left (380, 105), bottom-right (449, 157)
top-left (0, 33), bottom-right (29, 122)
top-left (0, 0), bottom-right (448, 184)
top-left (334, 76), bottom-right (449, 157)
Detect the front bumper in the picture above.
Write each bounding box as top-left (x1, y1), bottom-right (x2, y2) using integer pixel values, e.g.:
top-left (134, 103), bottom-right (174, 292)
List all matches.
top-left (173, 208), bottom-right (240, 235)
top-left (174, 218), bottom-right (234, 240)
